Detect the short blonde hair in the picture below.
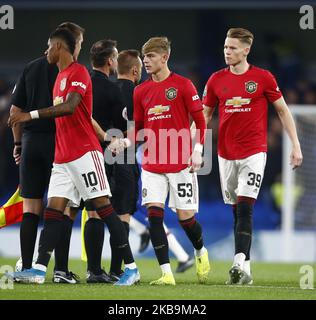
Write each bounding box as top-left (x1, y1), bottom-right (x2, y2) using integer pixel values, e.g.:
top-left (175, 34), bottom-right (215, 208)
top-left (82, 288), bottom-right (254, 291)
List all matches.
top-left (118, 49), bottom-right (141, 75)
top-left (142, 37), bottom-right (171, 55)
top-left (227, 28), bottom-right (254, 46)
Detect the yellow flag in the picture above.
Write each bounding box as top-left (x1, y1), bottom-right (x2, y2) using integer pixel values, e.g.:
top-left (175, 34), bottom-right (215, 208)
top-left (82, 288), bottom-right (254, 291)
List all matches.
top-left (0, 187), bottom-right (23, 228)
top-left (81, 207), bottom-right (89, 261)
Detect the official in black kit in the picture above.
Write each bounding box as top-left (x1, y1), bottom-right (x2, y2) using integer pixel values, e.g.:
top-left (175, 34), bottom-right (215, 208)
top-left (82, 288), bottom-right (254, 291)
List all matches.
top-left (12, 57), bottom-right (57, 200)
top-left (11, 56), bottom-right (58, 274)
top-left (84, 41), bottom-right (143, 282)
top-left (111, 50), bottom-right (143, 218)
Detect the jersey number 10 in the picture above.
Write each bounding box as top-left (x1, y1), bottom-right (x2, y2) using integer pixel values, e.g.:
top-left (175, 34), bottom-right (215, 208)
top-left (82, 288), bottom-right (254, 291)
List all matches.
top-left (82, 172), bottom-right (98, 188)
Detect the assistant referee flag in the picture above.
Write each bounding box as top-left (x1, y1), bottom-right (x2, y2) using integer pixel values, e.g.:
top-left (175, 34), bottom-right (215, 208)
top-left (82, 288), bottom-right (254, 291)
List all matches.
top-left (0, 187), bottom-right (23, 228)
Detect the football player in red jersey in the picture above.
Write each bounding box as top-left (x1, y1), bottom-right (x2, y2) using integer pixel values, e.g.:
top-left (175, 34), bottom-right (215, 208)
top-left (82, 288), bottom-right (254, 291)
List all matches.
top-left (202, 28), bottom-right (303, 285)
top-left (10, 22), bottom-right (84, 285)
top-left (8, 28), bottom-right (140, 286)
top-left (110, 37), bottom-right (210, 285)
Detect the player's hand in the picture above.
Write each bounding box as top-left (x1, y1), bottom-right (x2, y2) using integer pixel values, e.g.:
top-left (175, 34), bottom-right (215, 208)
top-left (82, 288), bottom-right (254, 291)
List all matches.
top-left (8, 110), bottom-right (31, 127)
top-left (188, 150), bottom-right (203, 173)
top-left (13, 145), bottom-right (22, 165)
top-left (108, 138), bottom-right (125, 155)
top-left (290, 145), bottom-right (303, 170)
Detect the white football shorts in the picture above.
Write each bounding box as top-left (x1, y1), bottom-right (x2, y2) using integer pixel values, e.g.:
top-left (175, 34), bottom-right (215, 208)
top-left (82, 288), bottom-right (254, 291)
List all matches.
top-left (47, 150), bottom-right (111, 207)
top-left (141, 167), bottom-right (199, 212)
top-left (218, 152), bottom-right (267, 205)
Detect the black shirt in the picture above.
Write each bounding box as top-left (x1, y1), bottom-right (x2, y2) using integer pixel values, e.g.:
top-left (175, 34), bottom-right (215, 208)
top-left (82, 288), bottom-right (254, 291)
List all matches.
top-left (116, 79), bottom-right (140, 160)
top-left (116, 78), bottom-right (135, 122)
top-left (11, 56), bottom-right (58, 133)
top-left (90, 70), bottom-right (126, 133)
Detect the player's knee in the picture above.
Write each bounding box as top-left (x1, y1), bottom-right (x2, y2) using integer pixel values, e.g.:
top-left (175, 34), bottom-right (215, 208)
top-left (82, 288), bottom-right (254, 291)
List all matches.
top-left (179, 216), bottom-right (196, 229)
top-left (90, 196), bottom-right (111, 210)
top-left (237, 197), bottom-right (255, 214)
top-left (146, 203), bottom-right (164, 210)
top-left (236, 202), bottom-right (253, 219)
top-left (64, 207), bottom-right (78, 221)
top-left (119, 213), bottom-right (131, 224)
top-left (88, 211), bottom-right (101, 219)
top-left (44, 207), bottom-right (63, 221)
top-left (47, 197), bottom-right (68, 213)
top-left (147, 206), bottom-right (164, 227)
top-left (176, 209), bottom-right (195, 221)
top-left (23, 198), bottom-right (43, 214)
top-left (237, 196), bottom-right (255, 206)
top-left (236, 197), bottom-right (254, 232)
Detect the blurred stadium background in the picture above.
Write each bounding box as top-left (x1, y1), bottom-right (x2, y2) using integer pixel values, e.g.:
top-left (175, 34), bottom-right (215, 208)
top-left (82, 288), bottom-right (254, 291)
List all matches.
top-left (0, 0), bottom-right (316, 263)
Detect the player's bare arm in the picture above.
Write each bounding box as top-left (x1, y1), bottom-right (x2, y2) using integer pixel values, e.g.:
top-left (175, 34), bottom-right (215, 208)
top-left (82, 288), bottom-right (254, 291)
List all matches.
top-left (189, 105), bottom-right (214, 146)
top-left (39, 92), bottom-right (82, 118)
top-left (188, 150), bottom-right (203, 173)
top-left (203, 105), bottom-right (215, 125)
top-left (188, 109), bottom-right (207, 173)
top-left (10, 105), bottom-right (23, 165)
top-left (8, 92), bottom-right (82, 127)
top-left (273, 96), bottom-right (303, 169)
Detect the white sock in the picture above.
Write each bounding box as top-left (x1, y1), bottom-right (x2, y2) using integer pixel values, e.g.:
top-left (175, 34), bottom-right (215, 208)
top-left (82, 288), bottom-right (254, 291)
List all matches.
top-left (33, 264), bottom-right (47, 273)
top-left (233, 253), bottom-right (246, 268)
top-left (160, 263), bottom-right (172, 274)
top-left (195, 246), bottom-right (207, 258)
top-left (164, 223), bottom-right (189, 263)
top-left (125, 262), bottom-right (137, 270)
top-left (243, 260), bottom-right (251, 275)
top-left (129, 216), bottom-right (147, 235)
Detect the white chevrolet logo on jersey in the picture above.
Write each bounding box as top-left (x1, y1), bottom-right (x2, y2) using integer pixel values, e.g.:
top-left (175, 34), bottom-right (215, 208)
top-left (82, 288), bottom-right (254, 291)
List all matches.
top-left (71, 81), bottom-right (86, 90)
top-left (148, 105), bottom-right (170, 115)
top-left (225, 97), bottom-right (251, 107)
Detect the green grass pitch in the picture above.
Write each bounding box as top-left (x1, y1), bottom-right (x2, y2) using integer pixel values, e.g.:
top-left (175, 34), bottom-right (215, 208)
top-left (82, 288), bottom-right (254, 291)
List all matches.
top-left (0, 258), bottom-right (315, 300)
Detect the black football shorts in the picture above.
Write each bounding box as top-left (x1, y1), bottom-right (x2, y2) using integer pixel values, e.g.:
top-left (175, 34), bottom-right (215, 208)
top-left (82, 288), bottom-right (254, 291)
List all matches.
top-left (19, 132), bottom-right (55, 199)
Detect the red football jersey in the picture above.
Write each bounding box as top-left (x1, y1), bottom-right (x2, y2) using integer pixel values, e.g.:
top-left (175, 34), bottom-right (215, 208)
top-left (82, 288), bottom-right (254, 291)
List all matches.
top-left (203, 65), bottom-right (282, 160)
top-left (53, 62), bottom-right (102, 163)
top-left (134, 72), bottom-right (203, 173)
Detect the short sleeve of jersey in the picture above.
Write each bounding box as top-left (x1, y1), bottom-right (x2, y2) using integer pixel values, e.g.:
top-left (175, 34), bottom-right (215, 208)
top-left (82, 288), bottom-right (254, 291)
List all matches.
top-left (11, 69), bottom-right (27, 110)
top-left (202, 74), bottom-right (218, 108)
top-left (182, 79), bottom-right (203, 113)
top-left (264, 71), bottom-right (282, 103)
top-left (133, 86), bottom-right (144, 122)
top-left (67, 65), bottom-right (90, 97)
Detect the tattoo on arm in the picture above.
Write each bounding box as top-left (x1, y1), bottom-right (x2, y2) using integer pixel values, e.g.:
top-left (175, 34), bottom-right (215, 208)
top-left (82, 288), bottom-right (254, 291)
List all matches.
top-left (38, 92), bottom-right (82, 119)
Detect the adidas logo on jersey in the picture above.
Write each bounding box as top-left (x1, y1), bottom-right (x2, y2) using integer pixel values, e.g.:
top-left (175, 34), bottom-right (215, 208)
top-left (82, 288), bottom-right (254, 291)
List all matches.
top-left (186, 199), bottom-right (192, 204)
top-left (91, 187), bottom-right (98, 193)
